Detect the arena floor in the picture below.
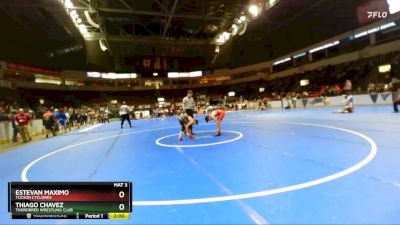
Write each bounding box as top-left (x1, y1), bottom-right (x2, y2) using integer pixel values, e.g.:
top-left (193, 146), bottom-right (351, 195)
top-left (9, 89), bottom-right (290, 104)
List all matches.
top-left (1, 105), bottom-right (399, 224)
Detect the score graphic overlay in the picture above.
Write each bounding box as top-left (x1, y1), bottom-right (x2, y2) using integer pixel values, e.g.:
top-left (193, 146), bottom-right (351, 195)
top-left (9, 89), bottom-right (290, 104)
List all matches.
top-left (8, 182), bottom-right (132, 220)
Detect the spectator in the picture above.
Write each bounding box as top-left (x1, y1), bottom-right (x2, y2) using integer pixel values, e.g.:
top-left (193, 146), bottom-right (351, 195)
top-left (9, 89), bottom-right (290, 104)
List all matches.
top-left (284, 96), bottom-right (291, 110)
top-left (102, 108), bottom-right (110, 123)
top-left (170, 104), bottom-right (176, 115)
top-left (336, 91), bottom-right (354, 113)
top-left (334, 84), bottom-right (341, 93)
top-left (42, 109), bottom-right (56, 138)
top-left (0, 109), bottom-right (8, 121)
top-left (70, 110), bottom-right (78, 127)
top-left (55, 109), bottom-right (68, 134)
top-left (10, 110), bottom-right (19, 143)
top-left (343, 80), bottom-right (352, 92)
top-left (368, 83), bottom-right (376, 93)
top-left (15, 108), bottom-right (32, 143)
top-left (65, 110), bottom-right (71, 131)
top-left (391, 77), bottom-right (400, 113)
top-left (291, 92), bottom-right (298, 109)
top-left (259, 100), bottom-right (266, 110)
top-left (88, 109), bottom-right (96, 125)
top-left (78, 110), bottom-right (87, 126)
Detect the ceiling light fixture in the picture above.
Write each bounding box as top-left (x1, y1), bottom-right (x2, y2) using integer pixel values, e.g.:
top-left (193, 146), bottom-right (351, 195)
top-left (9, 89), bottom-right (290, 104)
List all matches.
top-left (211, 0), bottom-right (281, 48)
top-left (84, 10), bottom-right (100, 29)
top-left (64, 0), bottom-right (73, 8)
top-left (231, 24), bottom-right (238, 35)
top-left (222, 31), bottom-right (230, 40)
top-left (78, 25), bottom-right (88, 34)
top-left (99, 39), bottom-right (108, 51)
top-left (248, 5), bottom-right (260, 17)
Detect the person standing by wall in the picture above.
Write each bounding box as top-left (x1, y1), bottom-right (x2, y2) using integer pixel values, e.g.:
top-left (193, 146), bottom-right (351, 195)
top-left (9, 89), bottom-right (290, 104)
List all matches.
top-left (284, 93), bottom-right (292, 110)
top-left (390, 72), bottom-right (400, 113)
top-left (336, 91), bottom-right (354, 113)
top-left (182, 90), bottom-right (195, 134)
top-left (55, 109), bottom-right (68, 134)
top-left (69, 110), bottom-right (78, 128)
top-left (343, 80), bottom-right (352, 93)
top-left (43, 109), bottom-right (56, 138)
top-left (9, 110), bottom-right (19, 143)
top-left (291, 92), bottom-right (298, 109)
top-left (15, 108), bottom-right (32, 143)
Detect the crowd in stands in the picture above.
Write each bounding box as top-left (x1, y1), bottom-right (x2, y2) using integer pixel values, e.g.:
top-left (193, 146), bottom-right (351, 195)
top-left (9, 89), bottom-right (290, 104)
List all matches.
top-left (247, 51), bottom-right (400, 104)
top-left (0, 101), bottom-right (115, 143)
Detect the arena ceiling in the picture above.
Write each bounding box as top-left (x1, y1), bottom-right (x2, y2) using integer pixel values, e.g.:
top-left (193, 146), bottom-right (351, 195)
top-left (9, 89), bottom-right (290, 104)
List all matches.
top-left (0, 0), bottom-right (369, 72)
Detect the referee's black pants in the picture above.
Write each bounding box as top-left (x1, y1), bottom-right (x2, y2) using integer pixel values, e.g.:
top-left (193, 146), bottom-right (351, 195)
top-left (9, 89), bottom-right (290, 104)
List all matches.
top-left (394, 100), bottom-right (400, 112)
top-left (185, 109), bottom-right (194, 133)
top-left (121, 114), bottom-right (132, 127)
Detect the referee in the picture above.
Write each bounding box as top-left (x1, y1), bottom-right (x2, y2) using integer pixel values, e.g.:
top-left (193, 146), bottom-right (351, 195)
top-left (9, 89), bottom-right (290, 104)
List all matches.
top-left (120, 101), bottom-right (132, 129)
top-left (182, 90), bottom-right (195, 134)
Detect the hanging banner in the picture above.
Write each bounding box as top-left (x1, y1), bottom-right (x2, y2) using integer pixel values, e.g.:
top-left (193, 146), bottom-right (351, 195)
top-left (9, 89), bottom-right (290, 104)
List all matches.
top-left (7, 63), bottom-right (60, 76)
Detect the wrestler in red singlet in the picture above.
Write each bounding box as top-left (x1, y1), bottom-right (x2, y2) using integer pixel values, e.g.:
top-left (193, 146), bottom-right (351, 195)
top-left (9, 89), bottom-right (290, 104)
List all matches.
top-left (205, 109), bottom-right (225, 136)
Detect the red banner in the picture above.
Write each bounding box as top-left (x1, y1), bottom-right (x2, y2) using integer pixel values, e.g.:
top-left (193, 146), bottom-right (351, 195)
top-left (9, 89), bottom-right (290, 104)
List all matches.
top-left (163, 57), bottom-right (168, 70)
top-left (7, 63), bottom-right (60, 76)
top-left (154, 57), bottom-right (161, 70)
top-left (143, 58), bottom-right (151, 69)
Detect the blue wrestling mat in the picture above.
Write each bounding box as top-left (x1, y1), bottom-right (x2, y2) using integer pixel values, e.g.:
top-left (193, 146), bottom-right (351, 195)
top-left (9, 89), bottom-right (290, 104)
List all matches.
top-left (1, 106), bottom-right (399, 224)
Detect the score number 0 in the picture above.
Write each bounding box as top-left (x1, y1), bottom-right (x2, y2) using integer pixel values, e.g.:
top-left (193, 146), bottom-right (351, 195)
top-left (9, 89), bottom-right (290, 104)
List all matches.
top-left (118, 191), bottom-right (125, 211)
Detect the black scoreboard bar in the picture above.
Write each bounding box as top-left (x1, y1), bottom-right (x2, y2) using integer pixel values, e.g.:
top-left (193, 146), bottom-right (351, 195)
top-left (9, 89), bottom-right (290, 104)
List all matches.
top-left (9, 182), bottom-right (132, 220)
top-left (11, 212), bottom-right (131, 220)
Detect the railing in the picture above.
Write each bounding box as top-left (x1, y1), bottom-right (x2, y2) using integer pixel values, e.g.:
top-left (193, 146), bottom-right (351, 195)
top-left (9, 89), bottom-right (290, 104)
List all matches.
top-left (0, 80), bottom-right (12, 88)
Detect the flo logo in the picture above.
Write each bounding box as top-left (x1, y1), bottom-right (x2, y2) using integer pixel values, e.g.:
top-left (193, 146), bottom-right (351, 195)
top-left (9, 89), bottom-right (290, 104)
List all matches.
top-left (367, 11), bottom-right (388, 18)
